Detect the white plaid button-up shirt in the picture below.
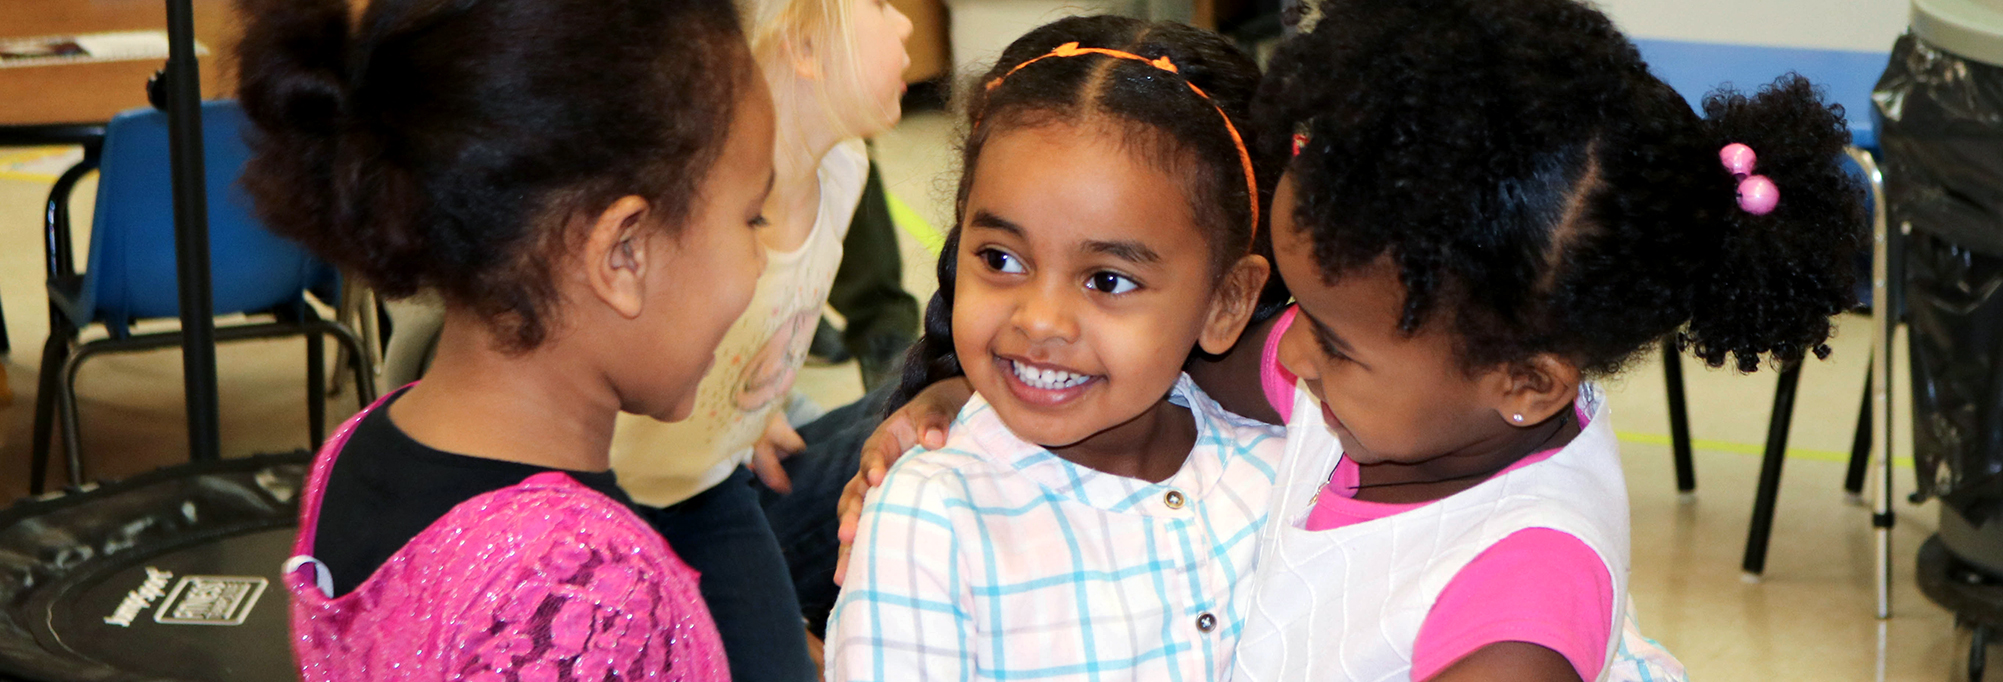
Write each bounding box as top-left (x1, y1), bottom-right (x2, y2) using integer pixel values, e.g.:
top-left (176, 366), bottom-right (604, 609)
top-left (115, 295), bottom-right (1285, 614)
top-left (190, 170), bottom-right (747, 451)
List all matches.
top-left (828, 375), bottom-right (1286, 682)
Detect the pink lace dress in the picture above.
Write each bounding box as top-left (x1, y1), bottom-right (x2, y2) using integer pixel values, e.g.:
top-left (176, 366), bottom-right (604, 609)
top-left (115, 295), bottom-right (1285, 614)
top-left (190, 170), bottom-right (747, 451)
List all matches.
top-left (283, 396), bottom-right (730, 681)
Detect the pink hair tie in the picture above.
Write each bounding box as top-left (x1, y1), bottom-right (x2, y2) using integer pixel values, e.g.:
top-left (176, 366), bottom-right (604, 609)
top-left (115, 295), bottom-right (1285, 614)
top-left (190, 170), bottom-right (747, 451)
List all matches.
top-left (1719, 142), bottom-right (1778, 215)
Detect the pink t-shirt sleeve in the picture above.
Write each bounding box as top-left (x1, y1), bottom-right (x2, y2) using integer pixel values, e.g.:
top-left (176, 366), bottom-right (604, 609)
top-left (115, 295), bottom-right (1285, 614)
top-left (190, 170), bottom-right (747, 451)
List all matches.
top-left (1261, 306), bottom-right (1300, 421)
top-left (1410, 528), bottom-right (1614, 682)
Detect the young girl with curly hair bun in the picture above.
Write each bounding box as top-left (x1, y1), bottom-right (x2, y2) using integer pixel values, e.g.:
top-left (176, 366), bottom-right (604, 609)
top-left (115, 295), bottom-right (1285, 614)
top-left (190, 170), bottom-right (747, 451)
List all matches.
top-left (1232, 0), bottom-right (1863, 679)
top-left (234, 0), bottom-right (775, 677)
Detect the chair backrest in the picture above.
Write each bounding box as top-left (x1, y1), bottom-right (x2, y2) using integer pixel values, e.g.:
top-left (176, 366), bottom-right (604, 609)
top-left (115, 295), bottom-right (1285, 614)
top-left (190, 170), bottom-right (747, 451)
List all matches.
top-left (81, 100), bottom-right (335, 335)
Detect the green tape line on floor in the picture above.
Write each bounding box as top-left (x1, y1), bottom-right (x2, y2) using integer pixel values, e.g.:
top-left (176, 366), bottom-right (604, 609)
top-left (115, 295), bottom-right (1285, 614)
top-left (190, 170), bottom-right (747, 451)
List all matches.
top-left (1616, 430), bottom-right (1915, 467)
top-left (887, 191), bottom-right (944, 254)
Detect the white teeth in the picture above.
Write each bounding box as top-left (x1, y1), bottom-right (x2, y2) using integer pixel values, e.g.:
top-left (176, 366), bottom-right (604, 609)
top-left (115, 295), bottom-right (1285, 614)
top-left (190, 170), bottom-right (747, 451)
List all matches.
top-left (1011, 360), bottom-right (1090, 390)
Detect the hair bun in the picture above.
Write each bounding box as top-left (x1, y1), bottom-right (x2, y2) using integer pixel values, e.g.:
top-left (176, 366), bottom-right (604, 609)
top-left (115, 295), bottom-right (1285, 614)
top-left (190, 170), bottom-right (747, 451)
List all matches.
top-left (235, 0), bottom-right (350, 135)
top-left (1684, 74), bottom-right (1867, 371)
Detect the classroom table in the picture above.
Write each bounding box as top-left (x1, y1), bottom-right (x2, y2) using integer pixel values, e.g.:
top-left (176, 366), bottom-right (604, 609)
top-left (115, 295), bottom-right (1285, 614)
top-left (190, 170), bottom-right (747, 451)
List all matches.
top-left (0, 0), bottom-right (237, 145)
top-left (1, 0), bottom-right (237, 465)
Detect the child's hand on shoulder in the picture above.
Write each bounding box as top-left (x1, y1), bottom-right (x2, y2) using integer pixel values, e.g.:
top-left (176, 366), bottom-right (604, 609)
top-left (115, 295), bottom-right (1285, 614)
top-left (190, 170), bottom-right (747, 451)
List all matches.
top-left (834, 376), bottom-right (972, 585)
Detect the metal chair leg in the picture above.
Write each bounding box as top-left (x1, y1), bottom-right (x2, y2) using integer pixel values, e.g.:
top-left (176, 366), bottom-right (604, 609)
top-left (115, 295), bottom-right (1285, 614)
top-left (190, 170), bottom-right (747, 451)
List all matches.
top-left (1845, 145), bottom-right (1895, 619)
top-left (28, 325), bottom-right (72, 496)
top-left (318, 319), bottom-right (379, 406)
top-left (307, 321), bottom-right (326, 448)
top-left (1974, 623), bottom-right (1992, 682)
top-left (57, 342), bottom-right (96, 488)
top-left (1663, 338), bottom-right (1696, 494)
top-left (1846, 363), bottom-right (1872, 499)
top-left (1743, 363), bottom-right (1804, 579)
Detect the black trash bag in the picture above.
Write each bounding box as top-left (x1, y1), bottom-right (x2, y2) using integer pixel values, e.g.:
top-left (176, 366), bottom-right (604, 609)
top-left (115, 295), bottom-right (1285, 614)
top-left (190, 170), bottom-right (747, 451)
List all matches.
top-left (1879, 32), bottom-right (2003, 506)
top-left (1878, 34), bottom-right (2003, 261)
top-left (0, 453), bottom-right (306, 682)
top-left (1905, 233), bottom-right (2003, 509)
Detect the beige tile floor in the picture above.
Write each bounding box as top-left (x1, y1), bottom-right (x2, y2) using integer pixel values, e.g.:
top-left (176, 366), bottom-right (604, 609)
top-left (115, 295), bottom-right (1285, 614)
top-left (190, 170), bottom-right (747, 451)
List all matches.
top-left (0, 109), bottom-right (1977, 680)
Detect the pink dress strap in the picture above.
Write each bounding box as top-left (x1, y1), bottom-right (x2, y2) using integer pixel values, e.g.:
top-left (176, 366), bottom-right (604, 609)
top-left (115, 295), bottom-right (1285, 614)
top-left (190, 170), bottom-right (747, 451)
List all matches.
top-left (1261, 306), bottom-right (1301, 421)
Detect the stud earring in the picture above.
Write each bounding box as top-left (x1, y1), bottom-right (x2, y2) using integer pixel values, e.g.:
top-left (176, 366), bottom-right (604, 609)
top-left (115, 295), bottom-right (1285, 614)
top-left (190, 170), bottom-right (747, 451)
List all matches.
top-left (1511, 414), bottom-right (1525, 423)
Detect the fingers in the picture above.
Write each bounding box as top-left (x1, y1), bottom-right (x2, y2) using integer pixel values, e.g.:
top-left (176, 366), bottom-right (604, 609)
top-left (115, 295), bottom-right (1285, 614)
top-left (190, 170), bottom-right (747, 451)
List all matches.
top-left (838, 474), bottom-right (868, 540)
top-left (771, 420), bottom-right (806, 458)
top-left (751, 443), bottom-right (793, 494)
top-left (834, 544), bottom-right (852, 586)
top-left (834, 474), bottom-right (867, 586)
top-left (917, 412), bottom-right (951, 451)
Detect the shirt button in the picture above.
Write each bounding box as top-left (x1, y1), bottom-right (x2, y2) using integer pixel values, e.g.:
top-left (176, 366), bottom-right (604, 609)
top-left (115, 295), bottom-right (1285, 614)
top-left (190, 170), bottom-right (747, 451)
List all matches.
top-left (1196, 612), bottom-right (1217, 632)
top-left (1164, 490), bottom-right (1186, 509)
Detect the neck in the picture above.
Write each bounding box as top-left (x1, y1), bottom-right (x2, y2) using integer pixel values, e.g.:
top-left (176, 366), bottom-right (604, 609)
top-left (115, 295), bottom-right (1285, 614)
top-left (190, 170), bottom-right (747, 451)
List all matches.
top-left (1351, 404), bottom-right (1580, 503)
top-left (1049, 395), bottom-right (1197, 484)
top-left (387, 310), bottom-right (621, 473)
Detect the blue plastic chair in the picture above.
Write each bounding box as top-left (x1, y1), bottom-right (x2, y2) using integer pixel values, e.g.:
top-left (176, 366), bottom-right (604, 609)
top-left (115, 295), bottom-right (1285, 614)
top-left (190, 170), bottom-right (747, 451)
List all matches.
top-left (29, 101), bottom-right (378, 494)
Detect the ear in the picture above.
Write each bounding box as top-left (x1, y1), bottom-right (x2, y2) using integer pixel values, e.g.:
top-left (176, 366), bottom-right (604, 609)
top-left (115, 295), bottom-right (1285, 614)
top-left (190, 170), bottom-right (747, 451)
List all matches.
top-left (786, 34), bottom-right (820, 80)
top-left (581, 195), bottom-right (654, 320)
top-left (1488, 353), bottom-right (1583, 427)
top-left (1197, 254), bottom-right (1273, 355)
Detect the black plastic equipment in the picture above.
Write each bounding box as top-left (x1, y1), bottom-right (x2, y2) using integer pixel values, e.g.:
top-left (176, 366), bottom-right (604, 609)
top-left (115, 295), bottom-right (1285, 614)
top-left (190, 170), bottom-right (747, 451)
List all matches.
top-left (1918, 536), bottom-right (2003, 682)
top-left (1881, 28), bottom-right (2003, 575)
top-left (1884, 0), bottom-right (2003, 637)
top-left (0, 454), bottom-right (305, 681)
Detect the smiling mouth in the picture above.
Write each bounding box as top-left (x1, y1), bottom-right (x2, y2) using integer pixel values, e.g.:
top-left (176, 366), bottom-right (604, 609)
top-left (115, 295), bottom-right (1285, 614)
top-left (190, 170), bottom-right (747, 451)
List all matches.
top-left (994, 356), bottom-right (1101, 407)
top-left (1010, 359), bottom-right (1092, 390)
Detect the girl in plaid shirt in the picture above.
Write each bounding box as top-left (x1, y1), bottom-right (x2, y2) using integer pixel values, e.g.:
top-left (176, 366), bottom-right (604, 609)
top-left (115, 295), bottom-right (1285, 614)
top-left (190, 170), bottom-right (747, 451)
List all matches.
top-left (825, 16), bottom-right (1290, 681)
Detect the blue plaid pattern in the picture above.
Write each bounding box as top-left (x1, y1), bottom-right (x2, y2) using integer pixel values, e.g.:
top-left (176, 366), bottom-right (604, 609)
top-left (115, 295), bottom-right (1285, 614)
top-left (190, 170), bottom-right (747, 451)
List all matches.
top-left (827, 375), bottom-right (1286, 682)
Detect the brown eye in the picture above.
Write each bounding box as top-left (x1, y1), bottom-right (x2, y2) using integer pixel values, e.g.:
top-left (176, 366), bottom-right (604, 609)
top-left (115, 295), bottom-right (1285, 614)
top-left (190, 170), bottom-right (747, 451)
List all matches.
top-left (1086, 272), bottom-right (1138, 294)
top-left (978, 248), bottom-right (1024, 274)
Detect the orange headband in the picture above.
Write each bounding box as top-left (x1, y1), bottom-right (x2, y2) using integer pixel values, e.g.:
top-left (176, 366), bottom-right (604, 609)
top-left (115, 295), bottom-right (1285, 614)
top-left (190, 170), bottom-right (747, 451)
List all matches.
top-left (984, 42), bottom-right (1260, 252)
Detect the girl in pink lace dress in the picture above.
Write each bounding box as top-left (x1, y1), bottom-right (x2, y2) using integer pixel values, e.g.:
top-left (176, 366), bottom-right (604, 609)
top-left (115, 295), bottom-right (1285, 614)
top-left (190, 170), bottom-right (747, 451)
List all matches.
top-left (233, 0), bottom-right (777, 678)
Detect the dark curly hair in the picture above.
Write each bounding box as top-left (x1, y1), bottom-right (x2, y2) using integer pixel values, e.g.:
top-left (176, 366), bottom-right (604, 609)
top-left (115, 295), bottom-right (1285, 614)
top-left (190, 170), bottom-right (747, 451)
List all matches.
top-left (887, 15), bottom-right (1286, 410)
top-left (1260, 0), bottom-right (1866, 375)
top-left (234, 0), bottom-right (752, 352)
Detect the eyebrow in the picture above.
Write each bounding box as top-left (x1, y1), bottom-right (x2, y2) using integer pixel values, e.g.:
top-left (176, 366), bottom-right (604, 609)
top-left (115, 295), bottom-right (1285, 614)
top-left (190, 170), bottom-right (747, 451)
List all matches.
top-left (968, 210), bottom-right (1024, 237)
top-left (1082, 239), bottom-right (1160, 265)
top-left (1301, 308), bottom-right (1358, 354)
top-left (970, 210), bottom-right (1161, 265)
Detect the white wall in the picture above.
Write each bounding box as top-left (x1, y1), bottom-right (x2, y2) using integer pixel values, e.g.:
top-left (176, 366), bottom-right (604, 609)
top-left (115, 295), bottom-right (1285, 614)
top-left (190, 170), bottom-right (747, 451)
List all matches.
top-left (1590, 0), bottom-right (1910, 52)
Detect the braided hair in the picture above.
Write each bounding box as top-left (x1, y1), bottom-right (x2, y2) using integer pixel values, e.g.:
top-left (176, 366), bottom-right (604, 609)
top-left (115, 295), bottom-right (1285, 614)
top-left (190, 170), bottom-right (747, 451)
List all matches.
top-left (888, 15), bottom-right (1284, 410)
top-left (1260, 0), bottom-right (1866, 376)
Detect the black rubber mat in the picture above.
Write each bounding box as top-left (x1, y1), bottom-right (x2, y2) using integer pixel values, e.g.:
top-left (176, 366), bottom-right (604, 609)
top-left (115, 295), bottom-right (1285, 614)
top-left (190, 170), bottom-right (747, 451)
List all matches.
top-left (0, 453), bottom-right (306, 682)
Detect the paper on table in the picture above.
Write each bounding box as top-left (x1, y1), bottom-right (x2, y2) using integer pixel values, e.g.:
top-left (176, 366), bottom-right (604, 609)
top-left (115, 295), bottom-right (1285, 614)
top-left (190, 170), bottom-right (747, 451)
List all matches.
top-left (0, 31), bottom-right (208, 69)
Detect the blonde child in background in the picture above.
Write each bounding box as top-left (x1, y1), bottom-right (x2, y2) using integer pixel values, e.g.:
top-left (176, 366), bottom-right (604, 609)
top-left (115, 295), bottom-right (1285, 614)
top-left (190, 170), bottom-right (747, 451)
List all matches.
top-left (609, 0), bottom-right (911, 678)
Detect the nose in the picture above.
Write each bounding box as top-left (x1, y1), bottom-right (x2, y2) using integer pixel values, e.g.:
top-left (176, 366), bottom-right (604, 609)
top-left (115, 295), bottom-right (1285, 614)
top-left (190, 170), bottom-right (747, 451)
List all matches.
top-left (1009, 283), bottom-right (1080, 349)
top-left (892, 4), bottom-right (913, 41)
top-left (1276, 309), bottom-right (1317, 382)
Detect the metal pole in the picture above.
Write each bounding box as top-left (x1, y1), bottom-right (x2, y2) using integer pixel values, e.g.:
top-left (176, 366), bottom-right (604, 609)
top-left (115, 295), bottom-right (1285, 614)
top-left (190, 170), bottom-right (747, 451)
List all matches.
top-left (1849, 145), bottom-right (1893, 619)
top-left (165, 0), bottom-right (221, 462)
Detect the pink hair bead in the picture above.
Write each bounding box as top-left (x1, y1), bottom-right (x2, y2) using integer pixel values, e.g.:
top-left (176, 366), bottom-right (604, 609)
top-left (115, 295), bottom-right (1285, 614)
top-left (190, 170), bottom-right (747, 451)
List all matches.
top-left (1737, 174), bottom-right (1779, 215)
top-left (1720, 143), bottom-right (1757, 177)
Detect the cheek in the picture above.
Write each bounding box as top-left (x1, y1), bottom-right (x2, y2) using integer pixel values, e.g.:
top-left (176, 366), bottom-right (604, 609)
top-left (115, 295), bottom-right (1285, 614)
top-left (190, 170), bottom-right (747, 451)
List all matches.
top-left (948, 277), bottom-right (1003, 363)
top-left (1276, 319), bottom-right (1317, 380)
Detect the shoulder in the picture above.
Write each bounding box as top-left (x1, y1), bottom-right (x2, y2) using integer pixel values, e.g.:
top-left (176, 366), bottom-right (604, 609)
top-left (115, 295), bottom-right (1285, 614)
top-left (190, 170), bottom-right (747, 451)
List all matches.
top-left (436, 472), bottom-right (685, 574)
top-left (824, 139), bottom-right (871, 199)
top-left (869, 445), bottom-right (989, 514)
top-left (1415, 529), bottom-right (1616, 682)
top-left (1180, 375), bottom-right (1287, 460)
